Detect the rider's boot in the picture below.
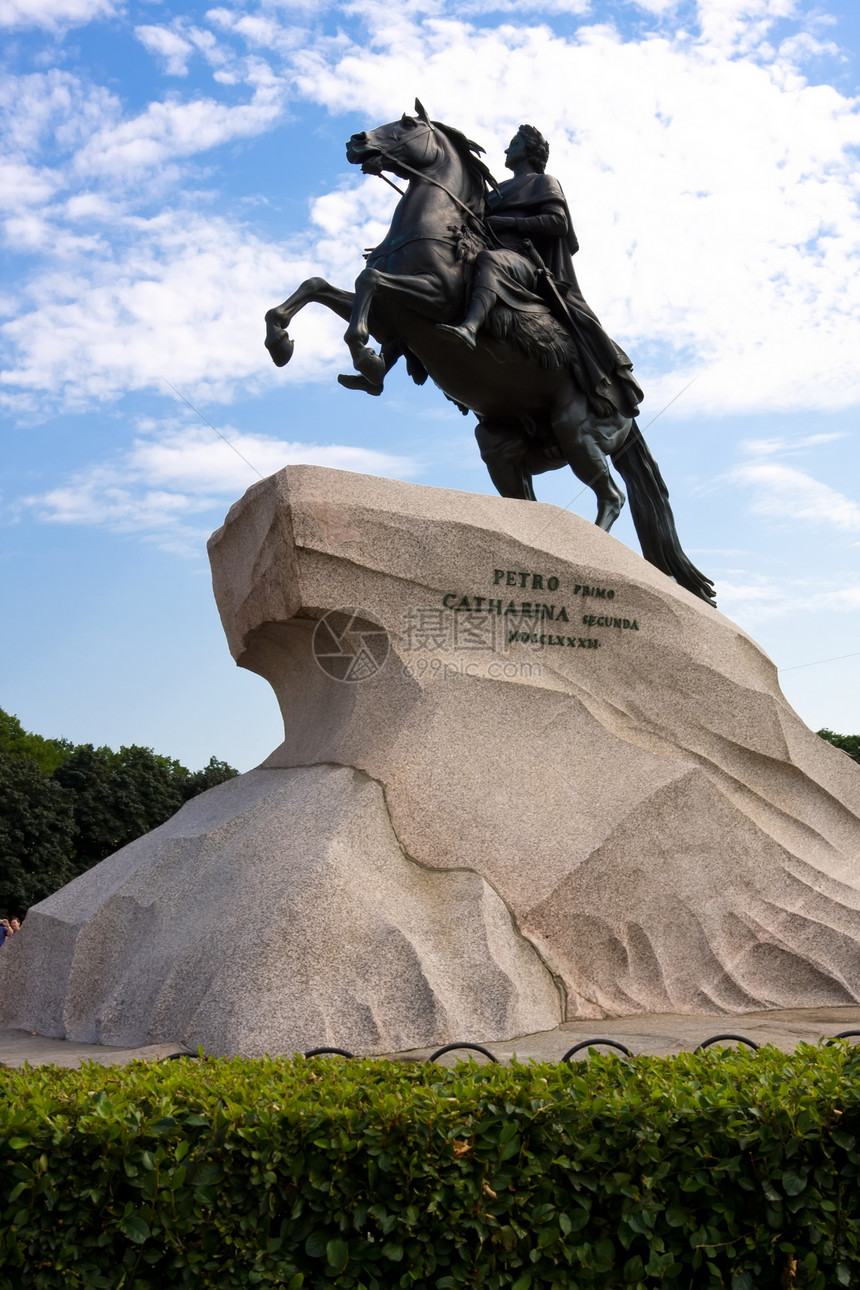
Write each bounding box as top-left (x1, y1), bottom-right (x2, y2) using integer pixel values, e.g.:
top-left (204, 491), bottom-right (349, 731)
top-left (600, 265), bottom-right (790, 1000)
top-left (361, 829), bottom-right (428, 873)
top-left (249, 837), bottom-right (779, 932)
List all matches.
top-left (437, 288), bottom-right (496, 350)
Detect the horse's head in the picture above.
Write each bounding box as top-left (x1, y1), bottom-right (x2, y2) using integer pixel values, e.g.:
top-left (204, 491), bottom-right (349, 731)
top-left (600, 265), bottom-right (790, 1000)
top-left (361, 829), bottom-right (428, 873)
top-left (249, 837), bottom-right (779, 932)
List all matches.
top-left (346, 99), bottom-right (439, 178)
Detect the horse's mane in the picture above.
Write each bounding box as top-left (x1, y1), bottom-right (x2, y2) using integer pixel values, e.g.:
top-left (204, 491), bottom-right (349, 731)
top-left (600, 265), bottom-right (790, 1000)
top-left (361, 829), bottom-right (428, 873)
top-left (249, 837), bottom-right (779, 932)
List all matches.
top-left (432, 120), bottom-right (499, 214)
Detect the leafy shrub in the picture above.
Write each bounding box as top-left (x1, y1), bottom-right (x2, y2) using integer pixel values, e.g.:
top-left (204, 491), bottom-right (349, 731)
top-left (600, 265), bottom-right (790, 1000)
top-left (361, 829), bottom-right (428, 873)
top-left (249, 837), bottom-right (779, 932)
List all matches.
top-left (2, 1043), bottom-right (860, 1288)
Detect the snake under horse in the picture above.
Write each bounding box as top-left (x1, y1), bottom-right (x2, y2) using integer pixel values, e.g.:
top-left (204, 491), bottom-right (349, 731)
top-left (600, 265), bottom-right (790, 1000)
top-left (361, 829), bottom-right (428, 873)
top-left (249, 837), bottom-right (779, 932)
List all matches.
top-left (264, 102), bottom-right (716, 607)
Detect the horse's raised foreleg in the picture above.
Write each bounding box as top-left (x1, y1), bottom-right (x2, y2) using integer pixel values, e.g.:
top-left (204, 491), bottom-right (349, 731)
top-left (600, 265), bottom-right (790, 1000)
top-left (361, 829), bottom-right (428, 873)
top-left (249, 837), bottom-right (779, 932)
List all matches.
top-left (264, 277), bottom-right (355, 368)
top-left (344, 267), bottom-right (450, 384)
top-left (338, 340), bottom-right (403, 396)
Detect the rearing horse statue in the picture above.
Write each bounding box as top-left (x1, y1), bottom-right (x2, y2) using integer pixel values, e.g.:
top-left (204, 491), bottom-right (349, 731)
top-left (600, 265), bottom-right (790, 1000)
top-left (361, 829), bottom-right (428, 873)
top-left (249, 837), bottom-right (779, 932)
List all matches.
top-left (265, 101), bottom-right (716, 606)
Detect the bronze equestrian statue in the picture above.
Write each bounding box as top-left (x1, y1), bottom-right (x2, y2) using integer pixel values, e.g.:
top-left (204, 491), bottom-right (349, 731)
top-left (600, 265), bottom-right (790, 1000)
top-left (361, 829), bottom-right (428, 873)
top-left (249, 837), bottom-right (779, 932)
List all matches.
top-left (264, 101), bottom-right (715, 606)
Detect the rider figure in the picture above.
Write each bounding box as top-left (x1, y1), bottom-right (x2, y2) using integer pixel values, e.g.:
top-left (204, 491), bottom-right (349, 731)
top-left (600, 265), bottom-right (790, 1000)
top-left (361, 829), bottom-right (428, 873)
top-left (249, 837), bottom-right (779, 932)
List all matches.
top-left (439, 125), bottom-right (642, 421)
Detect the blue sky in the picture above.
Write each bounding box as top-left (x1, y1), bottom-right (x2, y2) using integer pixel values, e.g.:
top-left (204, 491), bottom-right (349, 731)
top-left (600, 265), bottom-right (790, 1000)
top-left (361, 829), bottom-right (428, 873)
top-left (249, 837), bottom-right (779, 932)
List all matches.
top-left (2, 0), bottom-right (859, 772)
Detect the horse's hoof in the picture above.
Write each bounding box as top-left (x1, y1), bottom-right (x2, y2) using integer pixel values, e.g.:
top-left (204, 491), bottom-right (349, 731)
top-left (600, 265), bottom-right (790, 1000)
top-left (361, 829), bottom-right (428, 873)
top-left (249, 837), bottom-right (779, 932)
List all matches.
top-left (437, 323), bottom-right (477, 350)
top-left (338, 374), bottom-right (383, 396)
top-left (355, 349), bottom-right (386, 386)
top-left (265, 330), bottom-right (294, 368)
top-left (595, 494), bottom-right (625, 532)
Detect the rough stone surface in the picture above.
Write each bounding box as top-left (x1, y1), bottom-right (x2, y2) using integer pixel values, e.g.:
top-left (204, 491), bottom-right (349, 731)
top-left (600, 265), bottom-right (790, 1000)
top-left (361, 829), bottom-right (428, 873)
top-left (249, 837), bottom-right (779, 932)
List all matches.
top-left (0, 765), bottom-right (560, 1055)
top-left (3, 465), bottom-right (860, 1054)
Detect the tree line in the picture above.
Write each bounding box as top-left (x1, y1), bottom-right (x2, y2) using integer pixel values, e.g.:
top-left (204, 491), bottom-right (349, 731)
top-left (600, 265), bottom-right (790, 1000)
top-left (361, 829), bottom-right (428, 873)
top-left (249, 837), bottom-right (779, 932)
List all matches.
top-left (0, 708), bottom-right (237, 916)
top-left (818, 728), bottom-right (860, 764)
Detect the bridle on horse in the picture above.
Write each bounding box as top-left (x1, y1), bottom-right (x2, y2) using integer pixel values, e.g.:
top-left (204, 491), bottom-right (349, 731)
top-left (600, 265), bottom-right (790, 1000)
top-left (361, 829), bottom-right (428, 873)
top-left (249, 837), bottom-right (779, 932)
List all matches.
top-left (368, 120), bottom-right (494, 233)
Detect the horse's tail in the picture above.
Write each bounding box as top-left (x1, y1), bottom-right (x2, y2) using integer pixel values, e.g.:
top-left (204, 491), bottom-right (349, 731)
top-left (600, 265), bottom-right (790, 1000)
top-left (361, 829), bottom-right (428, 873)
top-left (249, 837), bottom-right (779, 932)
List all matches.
top-left (611, 422), bottom-right (717, 607)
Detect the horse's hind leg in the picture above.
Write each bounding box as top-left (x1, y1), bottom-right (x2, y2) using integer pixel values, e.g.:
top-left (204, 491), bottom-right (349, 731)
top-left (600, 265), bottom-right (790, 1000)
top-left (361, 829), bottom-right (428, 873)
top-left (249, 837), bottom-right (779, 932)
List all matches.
top-left (551, 393), bottom-right (628, 531)
top-left (475, 420), bottom-right (538, 500)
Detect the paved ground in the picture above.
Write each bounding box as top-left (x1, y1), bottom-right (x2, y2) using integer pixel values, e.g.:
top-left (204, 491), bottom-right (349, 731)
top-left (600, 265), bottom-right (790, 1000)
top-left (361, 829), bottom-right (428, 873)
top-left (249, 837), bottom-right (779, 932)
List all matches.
top-left (0, 1031), bottom-right (190, 1068)
top-left (394, 1004), bottom-right (860, 1065)
top-left (2, 1005), bottom-right (860, 1069)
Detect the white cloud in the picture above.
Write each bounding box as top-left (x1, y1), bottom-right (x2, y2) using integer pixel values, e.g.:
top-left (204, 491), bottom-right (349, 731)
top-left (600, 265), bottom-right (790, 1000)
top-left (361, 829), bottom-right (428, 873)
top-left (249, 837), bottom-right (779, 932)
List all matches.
top-left (0, 0), bottom-right (112, 28)
top-left (740, 432), bottom-right (847, 457)
top-left (135, 26), bottom-right (197, 77)
top-left (629, 0), bottom-right (681, 13)
top-left (0, 63), bottom-right (280, 194)
top-left (0, 70), bottom-right (119, 160)
top-left (27, 469), bottom-right (216, 528)
top-left (205, 7), bottom-right (317, 57)
top-left (0, 160), bottom-right (57, 211)
top-left (74, 89), bottom-right (284, 177)
top-left (0, 184), bottom-right (399, 412)
top-left (693, 0), bottom-right (795, 57)
top-left (127, 424), bottom-right (418, 490)
top-left (20, 423), bottom-right (419, 552)
top-left (64, 193), bottom-right (120, 222)
top-left (20, 470), bottom-right (221, 557)
top-left (136, 20), bottom-right (249, 78)
top-left (776, 31), bottom-right (840, 63)
top-left (460, 0), bottom-right (590, 12)
top-left (730, 460), bottom-right (860, 532)
top-left (718, 572), bottom-right (860, 621)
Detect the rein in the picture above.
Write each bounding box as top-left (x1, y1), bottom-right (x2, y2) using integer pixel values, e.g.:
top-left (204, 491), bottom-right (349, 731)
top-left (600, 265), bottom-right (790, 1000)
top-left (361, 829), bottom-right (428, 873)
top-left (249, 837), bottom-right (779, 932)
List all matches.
top-left (370, 122), bottom-right (489, 229)
top-left (385, 154), bottom-right (483, 225)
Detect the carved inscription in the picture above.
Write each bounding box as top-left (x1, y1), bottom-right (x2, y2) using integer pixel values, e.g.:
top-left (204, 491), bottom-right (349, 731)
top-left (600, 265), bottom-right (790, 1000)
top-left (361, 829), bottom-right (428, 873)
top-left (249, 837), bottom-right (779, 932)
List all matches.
top-left (438, 569), bottom-right (642, 652)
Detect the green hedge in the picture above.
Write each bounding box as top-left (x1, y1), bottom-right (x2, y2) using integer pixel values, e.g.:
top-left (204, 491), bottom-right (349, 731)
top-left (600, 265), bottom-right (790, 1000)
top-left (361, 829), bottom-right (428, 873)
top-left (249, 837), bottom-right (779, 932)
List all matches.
top-left (2, 1044), bottom-right (860, 1288)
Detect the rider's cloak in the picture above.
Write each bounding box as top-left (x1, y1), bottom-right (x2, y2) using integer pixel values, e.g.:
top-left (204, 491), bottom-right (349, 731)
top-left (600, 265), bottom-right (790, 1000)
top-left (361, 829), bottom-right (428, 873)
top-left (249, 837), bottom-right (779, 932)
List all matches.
top-left (487, 172), bottom-right (579, 285)
top-left (481, 171), bottom-right (644, 420)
